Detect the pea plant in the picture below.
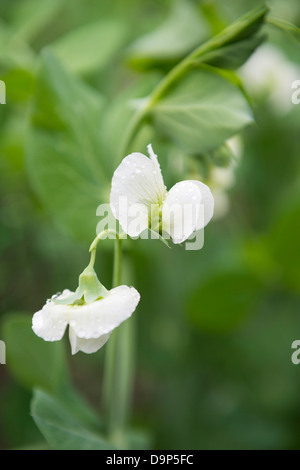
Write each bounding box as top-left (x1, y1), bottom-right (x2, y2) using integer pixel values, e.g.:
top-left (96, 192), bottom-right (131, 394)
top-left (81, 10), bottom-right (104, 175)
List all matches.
top-left (3, 2), bottom-right (299, 450)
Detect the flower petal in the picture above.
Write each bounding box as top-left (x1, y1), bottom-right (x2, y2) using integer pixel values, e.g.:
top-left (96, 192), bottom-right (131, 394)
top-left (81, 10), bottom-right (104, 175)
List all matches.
top-left (69, 327), bottom-right (110, 355)
top-left (32, 302), bottom-right (70, 341)
top-left (190, 180), bottom-right (214, 229)
top-left (68, 285), bottom-right (140, 339)
top-left (110, 152), bottom-right (166, 237)
top-left (52, 288), bottom-right (82, 305)
top-left (161, 181), bottom-right (201, 244)
top-left (162, 180), bottom-right (214, 244)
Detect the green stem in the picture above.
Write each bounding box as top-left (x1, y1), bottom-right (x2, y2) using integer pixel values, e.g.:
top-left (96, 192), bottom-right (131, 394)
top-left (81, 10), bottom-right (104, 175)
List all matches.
top-left (89, 229), bottom-right (117, 254)
top-left (116, 41), bottom-right (200, 158)
top-left (112, 235), bottom-right (122, 287)
top-left (103, 237), bottom-right (134, 448)
top-left (88, 228), bottom-right (118, 271)
top-left (117, 5), bottom-right (268, 160)
top-left (88, 247), bottom-right (96, 269)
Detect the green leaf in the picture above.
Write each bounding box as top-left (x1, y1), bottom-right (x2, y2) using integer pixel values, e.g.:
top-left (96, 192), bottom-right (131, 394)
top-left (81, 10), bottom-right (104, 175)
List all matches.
top-left (115, 6), bottom-right (266, 157)
top-left (31, 389), bottom-right (116, 450)
top-left (197, 34), bottom-right (266, 70)
top-left (0, 21), bottom-right (35, 69)
top-left (1, 386), bottom-right (45, 448)
top-left (10, 0), bottom-right (63, 42)
top-left (26, 50), bottom-right (110, 242)
top-left (51, 18), bottom-right (127, 75)
top-left (1, 313), bottom-right (65, 392)
top-left (100, 73), bottom-right (160, 161)
top-left (209, 4), bottom-right (268, 47)
top-left (187, 270), bottom-right (262, 332)
top-left (190, 4), bottom-right (268, 69)
top-left (56, 384), bottom-right (103, 431)
top-left (149, 66), bottom-right (253, 153)
top-left (127, 4), bottom-right (268, 71)
top-left (266, 16), bottom-right (300, 44)
top-left (26, 131), bottom-right (106, 242)
top-left (127, 1), bottom-right (210, 70)
top-left (1, 67), bottom-right (34, 103)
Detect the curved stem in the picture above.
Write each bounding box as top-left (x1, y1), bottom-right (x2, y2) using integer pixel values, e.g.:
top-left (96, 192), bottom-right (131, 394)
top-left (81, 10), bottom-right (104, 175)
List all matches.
top-left (88, 229), bottom-right (118, 271)
top-left (116, 40), bottom-right (198, 162)
top-left (87, 248), bottom-right (96, 269)
top-left (89, 229), bottom-right (117, 254)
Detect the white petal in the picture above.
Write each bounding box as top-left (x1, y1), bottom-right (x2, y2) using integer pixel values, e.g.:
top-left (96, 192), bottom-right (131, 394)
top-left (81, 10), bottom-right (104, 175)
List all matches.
top-left (32, 301), bottom-right (70, 341)
top-left (69, 327), bottom-right (110, 355)
top-left (191, 180), bottom-right (214, 228)
top-left (162, 181), bottom-right (202, 244)
top-left (68, 285), bottom-right (140, 339)
top-left (110, 152), bottom-right (166, 237)
top-left (162, 180), bottom-right (214, 244)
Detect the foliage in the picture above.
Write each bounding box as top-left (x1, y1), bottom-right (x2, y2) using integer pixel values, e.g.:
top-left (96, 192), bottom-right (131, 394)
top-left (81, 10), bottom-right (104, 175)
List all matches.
top-left (0, 0), bottom-right (300, 450)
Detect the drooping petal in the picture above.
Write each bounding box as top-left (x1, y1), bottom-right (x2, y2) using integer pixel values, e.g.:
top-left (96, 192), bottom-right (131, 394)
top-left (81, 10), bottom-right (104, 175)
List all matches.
top-left (32, 290), bottom-right (73, 341)
top-left (69, 327), bottom-right (110, 355)
top-left (68, 285), bottom-right (140, 339)
top-left (110, 152), bottom-right (166, 237)
top-left (161, 181), bottom-right (202, 244)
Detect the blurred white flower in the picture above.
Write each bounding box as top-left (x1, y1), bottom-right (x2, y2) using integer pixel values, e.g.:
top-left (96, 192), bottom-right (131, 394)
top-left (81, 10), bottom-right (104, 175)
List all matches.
top-left (208, 136), bottom-right (243, 219)
top-left (110, 144), bottom-right (214, 244)
top-left (226, 135), bottom-right (243, 163)
top-left (32, 286), bottom-right (140, 355)
top-left (210, 188), bottom-right (231, 219)
top-left (240, 44), bottom-right (300, 114)
top-left (210, 166), bottom-right (235, 190)
top-left (209, 167), bottom-right (234, 220)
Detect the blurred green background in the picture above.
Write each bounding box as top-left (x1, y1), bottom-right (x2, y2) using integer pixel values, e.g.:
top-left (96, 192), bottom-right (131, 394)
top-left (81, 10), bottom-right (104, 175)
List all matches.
top-left (0, 0), bottom-right (300, 450)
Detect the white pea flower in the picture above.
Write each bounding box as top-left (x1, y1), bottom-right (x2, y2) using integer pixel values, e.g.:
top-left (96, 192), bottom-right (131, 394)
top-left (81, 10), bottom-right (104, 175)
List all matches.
top-left (110, 144), bottom-right (214, 244)
top-left (207, 136), bottom-right (243, 219)
top-left (240, 44), bottom-right (300, 114)
top-left (32, 267), bottom-right (140, 355)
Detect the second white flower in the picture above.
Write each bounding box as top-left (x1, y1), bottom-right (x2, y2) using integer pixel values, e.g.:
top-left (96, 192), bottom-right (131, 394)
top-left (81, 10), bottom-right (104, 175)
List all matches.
top-left (110, 144), bottom-right (214, 244)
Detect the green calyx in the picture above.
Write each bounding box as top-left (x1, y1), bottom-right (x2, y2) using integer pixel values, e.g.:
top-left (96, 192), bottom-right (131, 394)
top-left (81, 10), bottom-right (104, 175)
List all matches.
top-left (53, 265), bottom-right (108, 306)
top-left (78, 266), bottom-right (108, 303)
top-left (53, 230), bottom-right (117, 306)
